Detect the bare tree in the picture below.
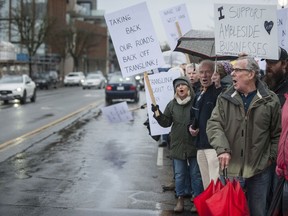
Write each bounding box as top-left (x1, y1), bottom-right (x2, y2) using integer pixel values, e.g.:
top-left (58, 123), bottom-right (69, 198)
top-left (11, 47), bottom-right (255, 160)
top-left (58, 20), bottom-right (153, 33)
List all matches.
top-left (47, 20), bottom-right (105, 72)
top-left (11, 0), bottom-right (55, 77)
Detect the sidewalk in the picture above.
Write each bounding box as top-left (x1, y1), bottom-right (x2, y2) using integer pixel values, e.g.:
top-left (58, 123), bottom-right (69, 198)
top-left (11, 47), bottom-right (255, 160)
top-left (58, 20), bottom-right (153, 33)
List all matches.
top-left (155, 142), bottom-right (198, 215)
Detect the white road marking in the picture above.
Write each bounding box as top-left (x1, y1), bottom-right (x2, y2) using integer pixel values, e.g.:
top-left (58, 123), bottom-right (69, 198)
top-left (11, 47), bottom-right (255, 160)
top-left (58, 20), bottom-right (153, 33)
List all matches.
top-left (157, 147), bottom-right (164, 166)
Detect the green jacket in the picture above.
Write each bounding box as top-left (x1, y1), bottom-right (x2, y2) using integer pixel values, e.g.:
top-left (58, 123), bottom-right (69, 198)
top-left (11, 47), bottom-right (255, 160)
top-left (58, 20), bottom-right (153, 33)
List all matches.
top-left (206, 79), bottom-right (281, 178)
top-left (155, 76), bottom-right (197, 160)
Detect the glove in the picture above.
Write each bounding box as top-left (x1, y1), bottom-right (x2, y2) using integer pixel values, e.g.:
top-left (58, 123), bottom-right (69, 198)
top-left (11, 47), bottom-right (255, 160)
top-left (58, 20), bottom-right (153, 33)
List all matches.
top-left (151, 104), bottom-right (160, 113)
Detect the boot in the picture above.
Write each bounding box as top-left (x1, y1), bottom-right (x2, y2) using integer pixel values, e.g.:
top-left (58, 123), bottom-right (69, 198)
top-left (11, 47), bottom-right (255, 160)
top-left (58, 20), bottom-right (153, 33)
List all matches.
top-left (174, 196), bottom-right (184, 212)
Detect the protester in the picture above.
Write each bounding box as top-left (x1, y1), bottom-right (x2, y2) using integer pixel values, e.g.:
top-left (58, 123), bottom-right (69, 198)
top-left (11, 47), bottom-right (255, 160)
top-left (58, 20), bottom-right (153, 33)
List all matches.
top-left (151, 76), bottom-right (203, 213)
top-left (206, 55), bottom-right (282, 216)
top-left (216, 61), bottom-right (234, 89)
top-left (263, 47), bottom-right (288, 215)
top-left (274, 94), bottom-right (288, 215)
top-left (263, 47), bottom-right (288, 107)
top-left (185, 63), bottom-right (201, 93)
top-left (188, 59), bottom-right (222, 190)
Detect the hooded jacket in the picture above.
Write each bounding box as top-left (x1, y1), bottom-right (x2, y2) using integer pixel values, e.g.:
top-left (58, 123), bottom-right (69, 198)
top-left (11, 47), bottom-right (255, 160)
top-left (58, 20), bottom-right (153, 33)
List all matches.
top-left (154, 76), bottom-right (197, 160)
top-left (206, 79), bottom-right (281, 178)
top-left (276, 93), bottom-right (288, 180)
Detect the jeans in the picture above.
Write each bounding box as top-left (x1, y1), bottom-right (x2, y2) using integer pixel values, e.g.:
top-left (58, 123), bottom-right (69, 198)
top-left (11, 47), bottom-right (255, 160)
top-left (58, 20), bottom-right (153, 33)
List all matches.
top-left (245, 164), bottom-right (274, 216)
top-left (174, 158), bottom-right (203, 197)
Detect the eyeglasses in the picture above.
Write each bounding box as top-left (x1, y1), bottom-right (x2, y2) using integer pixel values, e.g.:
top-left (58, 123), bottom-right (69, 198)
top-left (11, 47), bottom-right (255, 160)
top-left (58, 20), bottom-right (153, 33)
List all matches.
top-left (232, 68), bottom-right (252, 73)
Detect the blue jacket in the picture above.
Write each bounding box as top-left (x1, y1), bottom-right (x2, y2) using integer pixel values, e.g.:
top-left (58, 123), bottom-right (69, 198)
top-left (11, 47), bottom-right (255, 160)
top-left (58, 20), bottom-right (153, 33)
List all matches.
top-left (190, 84), bottom-right (222, 149)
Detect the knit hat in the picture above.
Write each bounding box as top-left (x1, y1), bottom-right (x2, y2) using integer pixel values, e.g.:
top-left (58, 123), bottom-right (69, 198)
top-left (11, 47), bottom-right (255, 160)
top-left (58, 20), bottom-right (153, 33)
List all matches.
top-left (221, 61), bottom-right (233, 75)
top-left (173, 79), bottom-right (189, 89)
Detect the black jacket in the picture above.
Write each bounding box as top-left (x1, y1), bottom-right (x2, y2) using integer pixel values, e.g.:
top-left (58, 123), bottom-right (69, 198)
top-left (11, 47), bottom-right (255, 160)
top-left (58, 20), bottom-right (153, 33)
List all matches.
top-left (274, 75), bottom-right (288, 107)
top-left (190, 84), bottom-right (222, 149)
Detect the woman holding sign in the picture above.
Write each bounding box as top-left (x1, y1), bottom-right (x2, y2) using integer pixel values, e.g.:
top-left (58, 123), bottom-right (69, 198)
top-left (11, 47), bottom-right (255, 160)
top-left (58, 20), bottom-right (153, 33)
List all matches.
top-left (151, 76), bottom-right (203, 213)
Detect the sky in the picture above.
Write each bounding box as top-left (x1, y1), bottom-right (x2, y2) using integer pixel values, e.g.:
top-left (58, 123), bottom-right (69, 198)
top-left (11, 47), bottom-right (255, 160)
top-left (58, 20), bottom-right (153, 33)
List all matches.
top-left (97, 0), bottom-right (281, 45)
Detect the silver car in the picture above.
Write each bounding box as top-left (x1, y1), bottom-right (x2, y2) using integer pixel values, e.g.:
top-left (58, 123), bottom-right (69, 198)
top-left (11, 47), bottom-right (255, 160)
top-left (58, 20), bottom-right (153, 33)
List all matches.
top-left (82, 74), bottom-right (106, 89)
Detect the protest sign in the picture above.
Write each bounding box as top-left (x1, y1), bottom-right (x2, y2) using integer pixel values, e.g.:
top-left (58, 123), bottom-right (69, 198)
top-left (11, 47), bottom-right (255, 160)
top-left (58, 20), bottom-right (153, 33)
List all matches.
top-left (145, 71), bottom-right (180, 136)
top-left (160, 4), bottom-right (192, 50)
top-left (101, 102), bottom-right (133, 123)
top-left (104, 2), bottom-right (164, 78)
top-left (214, 4), bottom-right (278, 59)
top-left (277, 8), bottom-right (288, 51)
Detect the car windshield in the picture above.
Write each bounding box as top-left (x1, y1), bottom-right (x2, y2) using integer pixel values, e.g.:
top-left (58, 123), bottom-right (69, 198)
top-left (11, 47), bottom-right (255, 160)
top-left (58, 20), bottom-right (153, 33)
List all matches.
top-left (68, 73), bottom-right (81, 77)
top-left (36, 73), bottom-right (49, 79)
top-left (86, 74), bottom-right (101, 79)
top-left (0, 76), bottom-right (23, 84)
top-left (109, 76), bottom-right (133, 84)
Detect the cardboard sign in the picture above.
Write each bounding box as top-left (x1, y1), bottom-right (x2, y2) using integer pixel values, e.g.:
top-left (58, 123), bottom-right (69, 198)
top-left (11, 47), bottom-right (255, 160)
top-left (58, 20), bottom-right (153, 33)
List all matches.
top-left (214, 4), bottom-right (278, 59)
top-left (145, 71), bottom-right (181, 136)
top-left (104, 2), bottom-right (164, 77)
top-left (160, 4), bottom-right (192, 50)
top-left (101, 102), bottom-right (133, 123)
top-left (277, 8), bottom-right (288, 52)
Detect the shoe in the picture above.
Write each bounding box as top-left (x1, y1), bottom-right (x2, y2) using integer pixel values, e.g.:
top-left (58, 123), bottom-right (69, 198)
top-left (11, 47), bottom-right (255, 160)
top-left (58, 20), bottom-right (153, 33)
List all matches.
top-left (162, 182), bottom-right (175, 191)
top-left (174, 196), bottom-right (184, 212)
top-left (190, 205), bottom-right (197, 212)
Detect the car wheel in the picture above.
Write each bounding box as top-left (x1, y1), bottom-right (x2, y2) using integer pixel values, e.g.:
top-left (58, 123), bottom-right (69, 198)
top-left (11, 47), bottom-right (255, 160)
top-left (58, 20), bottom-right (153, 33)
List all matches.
top-left (3, 100), bottom-right (9, 104)
top-left (20, 90), bottom-right (27, 104)
top-left (134, 93), bottom-right (140, 103)
top-left (105, 98), bottom-right (112, 105)
top-left (30, 89), bottom-right (36, 102)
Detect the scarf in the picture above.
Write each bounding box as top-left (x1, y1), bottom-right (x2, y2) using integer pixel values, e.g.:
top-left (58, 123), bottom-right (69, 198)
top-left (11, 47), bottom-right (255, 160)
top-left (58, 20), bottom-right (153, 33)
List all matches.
top-left (175, 94), bottom-right (191, 105)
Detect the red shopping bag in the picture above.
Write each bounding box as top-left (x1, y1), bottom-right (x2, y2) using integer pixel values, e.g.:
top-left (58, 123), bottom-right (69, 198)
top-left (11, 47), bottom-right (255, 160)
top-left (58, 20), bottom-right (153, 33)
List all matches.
top-left (194, 179), bottom-right (224, 216)
top-left (205, 179), bottom-right (250, 216)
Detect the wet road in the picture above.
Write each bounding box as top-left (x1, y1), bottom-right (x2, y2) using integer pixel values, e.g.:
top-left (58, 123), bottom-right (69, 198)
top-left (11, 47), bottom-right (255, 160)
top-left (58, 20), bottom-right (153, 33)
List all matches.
top-left (0, 88), bottom-right (196, 216)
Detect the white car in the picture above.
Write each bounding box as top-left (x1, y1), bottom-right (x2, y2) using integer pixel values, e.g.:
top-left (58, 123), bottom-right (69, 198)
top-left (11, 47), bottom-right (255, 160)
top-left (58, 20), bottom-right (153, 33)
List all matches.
top-left (0, 74), bottom-right (37, 104)
top-left (82, 73), bottom-right (106, 89)
top-left (64, 72), bottom-right (85, 86)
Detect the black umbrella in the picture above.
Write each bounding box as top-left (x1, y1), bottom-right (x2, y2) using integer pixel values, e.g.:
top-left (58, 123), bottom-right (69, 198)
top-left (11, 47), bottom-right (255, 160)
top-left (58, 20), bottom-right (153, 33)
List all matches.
top-left (174, 29), bottom-right (237, 62)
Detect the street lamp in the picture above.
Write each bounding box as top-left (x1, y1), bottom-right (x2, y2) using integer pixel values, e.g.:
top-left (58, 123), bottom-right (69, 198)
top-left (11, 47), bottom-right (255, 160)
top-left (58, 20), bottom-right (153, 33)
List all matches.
top-left (278, 0), bottom-right (288, 8)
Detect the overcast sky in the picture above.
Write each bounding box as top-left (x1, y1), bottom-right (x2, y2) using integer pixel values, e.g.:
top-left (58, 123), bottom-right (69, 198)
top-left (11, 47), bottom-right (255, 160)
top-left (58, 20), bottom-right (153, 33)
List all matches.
top-left (98, 0), bottom-right (280, 44)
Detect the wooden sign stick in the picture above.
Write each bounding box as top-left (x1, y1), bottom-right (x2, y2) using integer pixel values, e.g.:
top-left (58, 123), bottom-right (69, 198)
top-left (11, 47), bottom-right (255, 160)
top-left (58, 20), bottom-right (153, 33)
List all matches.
top-left (143, 71), bottom-right (160, 117)
top-left (175, 21), bottom-right (190, 64)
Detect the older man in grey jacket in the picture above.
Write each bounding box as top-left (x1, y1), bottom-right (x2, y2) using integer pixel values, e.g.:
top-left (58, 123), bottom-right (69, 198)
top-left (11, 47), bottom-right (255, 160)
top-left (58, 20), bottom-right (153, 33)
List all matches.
top-left (206, 56), bottom-right (281, 216)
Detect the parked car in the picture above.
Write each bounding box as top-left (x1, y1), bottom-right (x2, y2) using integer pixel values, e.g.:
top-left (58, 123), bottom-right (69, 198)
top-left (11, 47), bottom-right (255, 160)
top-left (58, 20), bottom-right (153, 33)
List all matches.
top-left (82, 73), bottom-right (106, 89)
top-left (64, 72), bottom-right (85, 86)
top-left (105, 74), bottom-right (139, 104)
top-left (0, 74), bottom-right (36, 104)
top-left (34, 71), bottom-right (58, 89)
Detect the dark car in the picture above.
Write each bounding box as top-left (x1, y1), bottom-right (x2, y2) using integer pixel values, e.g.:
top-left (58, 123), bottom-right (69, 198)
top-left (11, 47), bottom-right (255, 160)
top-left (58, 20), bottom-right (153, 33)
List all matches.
top-left (34, 71), bottom-right (58, 89)
top-left (105, 74), bottom-right (140, 104)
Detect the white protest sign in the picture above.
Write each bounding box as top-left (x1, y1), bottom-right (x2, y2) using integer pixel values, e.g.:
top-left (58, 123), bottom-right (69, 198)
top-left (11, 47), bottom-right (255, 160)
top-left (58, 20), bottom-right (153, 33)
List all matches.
top-left (104, 2), bottom-right (165, 78)
top-left (214, 4), bottom-right (278, 59)
top-left (145, 71), bottom-right (181, 136)
top-left (160, 4), bottom-right (192, 50)
top-left (101, 102), bottom-right (133, 123)
top-left (277, 8), bottom-right (288, 51)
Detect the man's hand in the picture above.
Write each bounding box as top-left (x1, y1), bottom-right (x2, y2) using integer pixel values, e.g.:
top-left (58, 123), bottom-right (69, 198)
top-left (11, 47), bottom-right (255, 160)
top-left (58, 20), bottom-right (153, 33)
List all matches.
top-left (218, 152), bottom-right (231, 170)
top-left (189, 125), bottom-right (199, 136)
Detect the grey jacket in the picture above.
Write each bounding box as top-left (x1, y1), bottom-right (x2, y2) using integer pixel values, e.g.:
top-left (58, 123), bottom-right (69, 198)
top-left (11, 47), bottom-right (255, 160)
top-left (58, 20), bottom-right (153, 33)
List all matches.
top-left (206, 79), bottom-right (281, 178)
